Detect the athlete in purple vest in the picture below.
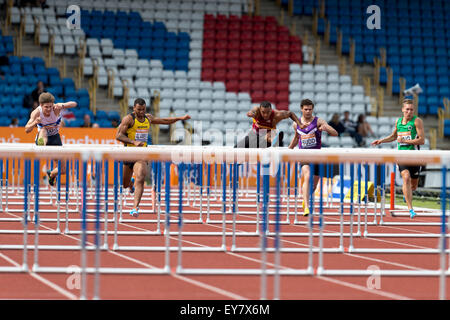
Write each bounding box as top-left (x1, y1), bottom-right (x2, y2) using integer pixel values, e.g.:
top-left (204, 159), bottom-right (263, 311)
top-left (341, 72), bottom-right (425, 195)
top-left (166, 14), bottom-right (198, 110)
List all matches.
top-left (288, 99), bottom-right (338, 216)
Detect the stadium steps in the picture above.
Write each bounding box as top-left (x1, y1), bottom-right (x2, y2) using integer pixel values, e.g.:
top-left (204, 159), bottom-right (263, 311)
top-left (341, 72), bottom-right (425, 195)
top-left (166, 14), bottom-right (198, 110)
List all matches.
top-left (259, 0), bottom-right (447, 150)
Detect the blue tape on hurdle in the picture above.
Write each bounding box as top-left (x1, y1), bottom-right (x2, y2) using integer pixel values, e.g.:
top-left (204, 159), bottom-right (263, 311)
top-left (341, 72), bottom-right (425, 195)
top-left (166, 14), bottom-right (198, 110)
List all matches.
top-left (257, 162), bottom-right (261, 203)
top-left (262, 162), bottom-right (270, 249)
top-left (319, 163), bottom-right (324, 229)
top-left (222, 163), bottom-right (227, 213)
top-left (113, 161), bottom-right (118, 212)
top-left (274, 162), bottom-right (281, 249)
top-left (95, 160), bottom-right (101, 247)
top-left (232, 163), bottom-right (238, 214)
top-left (207, 163), bottom-right (211, 196)
top-left (178, 163), bottom-right (184, 228)
top-left (165, 161), bottom-right (171, 227)
top-left (81, 160), bottom-right (88, 247)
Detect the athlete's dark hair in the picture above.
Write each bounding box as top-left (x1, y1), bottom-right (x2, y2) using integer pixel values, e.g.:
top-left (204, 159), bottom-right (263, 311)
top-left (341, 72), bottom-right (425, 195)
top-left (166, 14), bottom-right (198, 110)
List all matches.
top-left (300, 99), bottom-right (314, 108)
top-left (259, 101), bottom-right (272, 109)
top-left (134, 98), bottom-right (146, 106)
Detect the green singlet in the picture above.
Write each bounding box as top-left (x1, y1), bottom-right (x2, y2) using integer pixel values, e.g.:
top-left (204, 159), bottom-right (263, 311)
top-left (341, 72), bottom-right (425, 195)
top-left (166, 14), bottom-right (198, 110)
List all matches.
top-left (396, 115), bottom-right (418, 150)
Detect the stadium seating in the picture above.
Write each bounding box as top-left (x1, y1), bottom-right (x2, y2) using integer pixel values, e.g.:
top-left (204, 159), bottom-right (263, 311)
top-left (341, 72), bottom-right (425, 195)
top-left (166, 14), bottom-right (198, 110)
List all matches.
top-left (290, 0), bottom-right (450, 116)
top-left (6, 0), bottom-right (416, 144)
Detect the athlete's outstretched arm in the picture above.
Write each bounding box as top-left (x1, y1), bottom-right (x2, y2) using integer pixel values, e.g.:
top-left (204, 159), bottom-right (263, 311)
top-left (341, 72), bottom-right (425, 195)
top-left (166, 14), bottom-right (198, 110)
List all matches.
top-left (371, 126), bottom-right (397, 146)
top-left (288, 122), bottom-right (300, 149)
top-left (246, 106), bottom-right (259, 119)
top-left (116, 115), bottom-right (144, 146)
top-left (275, 110), bottom-right (303, 128)
top-left (25, 108), bottom-right (41, 133)
top-left (54, 101), bottom-right (78, 112)
top-left (317, 118), bottom-right (338, 136)
top-left (146, 113), bottom-right (190, 125)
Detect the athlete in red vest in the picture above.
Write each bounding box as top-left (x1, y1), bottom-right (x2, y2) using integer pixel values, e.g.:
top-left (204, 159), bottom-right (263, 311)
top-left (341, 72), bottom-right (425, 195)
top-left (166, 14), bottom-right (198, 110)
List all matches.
top-left (236, 101), bottom-right (302, 148)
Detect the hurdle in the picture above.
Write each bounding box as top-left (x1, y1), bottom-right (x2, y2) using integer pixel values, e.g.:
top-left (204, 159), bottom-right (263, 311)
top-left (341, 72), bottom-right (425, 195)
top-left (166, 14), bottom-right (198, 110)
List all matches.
top-left (0, 144), bottom-right (449, 300)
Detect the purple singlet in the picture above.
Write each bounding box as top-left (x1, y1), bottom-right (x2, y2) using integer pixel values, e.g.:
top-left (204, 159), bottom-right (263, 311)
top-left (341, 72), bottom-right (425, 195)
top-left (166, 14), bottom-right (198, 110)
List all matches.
top-left (297, 117), bottom-right (322, 149)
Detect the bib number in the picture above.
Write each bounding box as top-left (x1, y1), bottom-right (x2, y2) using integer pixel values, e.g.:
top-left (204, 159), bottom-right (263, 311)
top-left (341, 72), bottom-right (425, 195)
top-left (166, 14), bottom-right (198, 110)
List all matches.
top-left (301, 133), bottom-right (317, 148)
top-left (46, 126), bottom-right (59, 136)
top-left (398, 131), bottom-right (411, 146)
top-left (135, 130), bottom-right (148, 142)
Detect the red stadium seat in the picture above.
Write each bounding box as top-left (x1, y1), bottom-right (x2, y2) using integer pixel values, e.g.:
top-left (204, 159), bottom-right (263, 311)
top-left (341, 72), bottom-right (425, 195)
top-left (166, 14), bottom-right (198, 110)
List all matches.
top-left (226, 59), bottom-right (240, 71)
top-left (239, 61), bottom-right (253, 71)
top-left (263, 81), bottom-right (277, 91)
top-left (203, 13), bottom-right (305, 112)
top-left (264, 51), bottom-right (278, 61)
top-left (227, 41), bottom-right (240, 51)
top-left (226, 70), bottom-right (240, 81)
top-left (239, 50), bottom-right (252, 60)
top-left (278, 52), bottom-right (290, 62)
top-left (201, 68), bottom-right (214, 81)
top-left (251, 80), bottom-right (264, 91)
top-left (252, 50), bottom-right (265, 61)
top-left (240, 32), bottom-right (253, 42)
top-left (203, 49), bottom-right (215, 59)
top-left (276, 101), bottom-right (289, 110)
top-left (239, 71), bottom-right (252, 81)
top-left (203, 41), bottom-right (216, 50)
top-left (215, 49), bottom-right (227, 60)
top-left (204, 14), bottom-right (215, 21)
top-left (226, 80), bottom-right (240, 92)
top-left (276, 62), bottom-right (290, 71)
top-left (276, 81), bottom-right (289, 92)
top-left (252, 90), bottom-right (265, 103)
top-left (277, 71), bottom-right (290, 82)
top-left (251, 70), bottom-right (265, 81)
top-left (264, 91), bottom-right (277, 102)
top-left (252, 60), bottom-right (265, 70)
top-left (204, 20), bottom-right (216, 30)
top-left (253, 32), bottom-right (265, 42)
top-left (216, 30), bottom-right (228, 41)
top-left (215, 59), bottom-right (227, 70)
top-left (213, 69), bottom-right (227, 81)
top-left (215, 21), bottom-right (228, 30)
top-left (215, 40), bottom-right (228, 50)
top-left (278, 33), bottom-right (290, 43)
top-left (202, 58), bottom-right (215, 69)
top-left (204, 30), bottom-right (215, 40)
top-left (239, 80), bottom-right (252, 91)
top-left (265, 32), bottom-right (277, 42)
top-left (277, 42), bottom-right (290, 52)
top-left (289, 52), bottom-right (302, 64)
top-left (265, 41), bottom-right (278, 53)
top-left (265, 70), bottom-right (278, 80)
top-left (227, 31), bottom-right (240, 41)
top-left (264, 61), bottom-right (278, 71)
top-left (227, 50), bottom-right (240, 60)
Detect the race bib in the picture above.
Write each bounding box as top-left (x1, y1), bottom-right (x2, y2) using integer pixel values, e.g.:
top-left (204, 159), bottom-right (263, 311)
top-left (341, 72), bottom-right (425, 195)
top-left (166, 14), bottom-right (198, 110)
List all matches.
top-left (398, 131), bottom-right (411, 146)
top-left (46, 125), bottom-right (59, 136)
top-left (300, 133), bottom-right (317, 148)
top-left (135, 129), bottom-right (148, 142)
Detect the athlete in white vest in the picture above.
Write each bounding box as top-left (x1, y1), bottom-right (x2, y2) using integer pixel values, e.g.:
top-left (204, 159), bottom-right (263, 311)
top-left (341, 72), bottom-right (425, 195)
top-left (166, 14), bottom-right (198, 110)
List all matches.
top-left (25, 92), bottom-right (77, 186)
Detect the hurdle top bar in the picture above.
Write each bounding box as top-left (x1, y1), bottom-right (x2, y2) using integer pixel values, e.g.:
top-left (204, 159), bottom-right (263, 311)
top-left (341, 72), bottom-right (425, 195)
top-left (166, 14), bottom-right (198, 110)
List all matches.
top-left (0, 144), bottom-right (449, 165)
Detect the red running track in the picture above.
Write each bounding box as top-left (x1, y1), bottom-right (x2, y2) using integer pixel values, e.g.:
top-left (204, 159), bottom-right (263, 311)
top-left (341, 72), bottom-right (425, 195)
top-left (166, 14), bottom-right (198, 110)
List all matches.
top-left (0, 185), bottom-right (448, 300)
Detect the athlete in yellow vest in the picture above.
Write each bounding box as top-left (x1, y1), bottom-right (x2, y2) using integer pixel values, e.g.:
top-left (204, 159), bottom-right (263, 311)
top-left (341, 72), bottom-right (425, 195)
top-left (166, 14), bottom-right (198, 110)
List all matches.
top-left (116, 98), bottom-right (190, 217)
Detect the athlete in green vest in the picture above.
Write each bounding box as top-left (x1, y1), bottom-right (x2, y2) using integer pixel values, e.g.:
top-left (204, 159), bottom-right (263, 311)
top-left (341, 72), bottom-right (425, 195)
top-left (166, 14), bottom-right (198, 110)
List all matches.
top-left (371, 99), bottom-right (425, 218)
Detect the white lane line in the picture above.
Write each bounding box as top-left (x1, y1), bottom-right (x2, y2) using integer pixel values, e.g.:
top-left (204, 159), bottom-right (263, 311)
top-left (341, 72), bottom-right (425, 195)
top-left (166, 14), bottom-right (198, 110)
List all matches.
top-left (0, 252), bottom-right (77, 300)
